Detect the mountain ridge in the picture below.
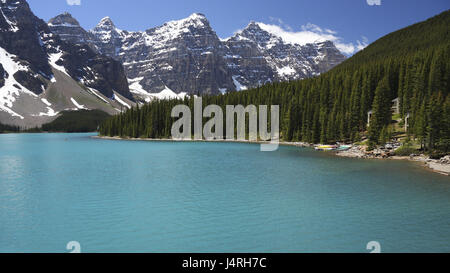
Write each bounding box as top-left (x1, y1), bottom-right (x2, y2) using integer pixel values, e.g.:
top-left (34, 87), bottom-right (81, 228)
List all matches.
top-left (48, 12), bottom-right (347, 97)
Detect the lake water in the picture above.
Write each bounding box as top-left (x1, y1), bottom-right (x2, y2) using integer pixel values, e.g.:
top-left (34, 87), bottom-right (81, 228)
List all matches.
top-left (0, 133), bottom-right (449, 253)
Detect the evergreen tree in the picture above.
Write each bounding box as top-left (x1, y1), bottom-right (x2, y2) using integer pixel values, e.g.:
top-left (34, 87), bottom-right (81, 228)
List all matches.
top-left (369, 77), bottom-right (392, 144)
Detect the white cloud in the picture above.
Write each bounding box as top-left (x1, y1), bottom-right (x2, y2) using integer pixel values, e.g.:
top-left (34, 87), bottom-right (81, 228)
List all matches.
top-left (254, 21), bottom-right (368, 55)
top-left (66, 0), bottom-right (81, 6)
top-left (334, 37), bottom-right (369, 55)
top-left (356, 36), bottom-right (369, 51)
top-left (367, 0), bottom-right (381, 6)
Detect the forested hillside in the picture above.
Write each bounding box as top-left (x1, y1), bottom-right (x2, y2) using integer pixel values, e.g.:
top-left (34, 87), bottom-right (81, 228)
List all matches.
top-left (42, 110), bottom-right (111, 133)
top-left (100, 10), bottom-right (450, 154)
top-left (0, 123), bottom-right (20, 133)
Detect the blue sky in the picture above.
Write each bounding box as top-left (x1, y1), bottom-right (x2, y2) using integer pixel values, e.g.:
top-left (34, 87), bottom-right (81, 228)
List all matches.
top-left (28, 0), bottom-right (449, 54)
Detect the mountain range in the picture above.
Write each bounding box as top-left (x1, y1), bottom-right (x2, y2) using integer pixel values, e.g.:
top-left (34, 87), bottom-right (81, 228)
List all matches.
top-left (49, 12), bottom-right (346, 100)
top-left (0, 0), bottom-right (346, 127)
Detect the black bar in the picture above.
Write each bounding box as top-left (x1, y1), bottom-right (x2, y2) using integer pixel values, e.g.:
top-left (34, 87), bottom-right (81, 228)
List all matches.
top-left (0, 253), bottom-right (448, 272)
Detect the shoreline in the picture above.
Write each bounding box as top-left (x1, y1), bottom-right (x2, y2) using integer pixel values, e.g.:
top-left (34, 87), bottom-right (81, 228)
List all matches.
top-left (92, 135), bottom-right (313, 147)
top-left (335, 146), bottom-right (450, 176)
top-left (94, 135), bottom-right (449, 176)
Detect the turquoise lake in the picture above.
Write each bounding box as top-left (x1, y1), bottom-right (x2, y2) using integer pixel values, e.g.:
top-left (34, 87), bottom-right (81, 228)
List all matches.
top-left (0, 133), bottom-right (449, 253)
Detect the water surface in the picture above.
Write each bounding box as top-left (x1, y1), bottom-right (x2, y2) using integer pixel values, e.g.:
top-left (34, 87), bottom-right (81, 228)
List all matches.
top-left (0, 133), bottom-right (449, 253)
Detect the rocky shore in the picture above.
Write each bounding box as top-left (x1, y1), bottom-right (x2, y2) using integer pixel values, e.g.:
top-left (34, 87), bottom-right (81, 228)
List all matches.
top-left (336, 145), bottom-right (450, 176)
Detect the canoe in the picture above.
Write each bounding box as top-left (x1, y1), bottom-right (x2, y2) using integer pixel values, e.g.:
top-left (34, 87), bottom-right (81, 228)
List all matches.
top-left (315, 145), bottom-right (337, 151)
top-left (336, 145), bottom-right (352, 151)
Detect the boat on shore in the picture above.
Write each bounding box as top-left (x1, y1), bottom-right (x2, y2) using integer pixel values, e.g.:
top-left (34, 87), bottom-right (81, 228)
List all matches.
top-left (315, 144), bottom-right (352, 151)
top-left (336, 145), bottom-right (352, 151)
top-left (315, 145), bottom-right (338, 151)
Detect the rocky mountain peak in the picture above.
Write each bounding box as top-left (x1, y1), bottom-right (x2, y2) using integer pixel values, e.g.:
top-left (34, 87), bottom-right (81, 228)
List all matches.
top-left (0, 0), bottom-right (29, 10)
top-left (48, 12), bottom-right (100, 54)
top-left (0, 0), bottom-right (35, 32)
top-left (186, 13), bottom-right (208, 24)
top-left (229, 21), bottom-right (277, 46)
top-left (89, 16), bottom-right (124, 57)
top-left (156, 12), bottom-right (212, 35)
top-left (48, 12), bottom-right (80, 27)
top-left (245, 21), bottom-right (263, 31)
top-left (94, 16), bottom-right (116, 31)
top-left (91, 16), bottom-right (123, 40)
top-left (0, 0), bottom-right (52, 76)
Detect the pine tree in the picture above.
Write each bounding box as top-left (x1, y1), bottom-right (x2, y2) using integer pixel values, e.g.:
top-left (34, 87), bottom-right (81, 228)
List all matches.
top-left (369, 77), bottom-right (392, 144)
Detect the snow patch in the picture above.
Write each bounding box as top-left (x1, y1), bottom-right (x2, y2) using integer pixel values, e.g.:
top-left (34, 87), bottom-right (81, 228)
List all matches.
top-left (113, 92), bottom-right (131, 109)
top-left (277, 66), bottom-right (296, 77)
top-left (33, 107), bottom-right (58, 117)
top-left (48, 22), bottom-right (80, 28)
top-left (0, 47), bottom-right (38, 119)
top-left (128, 77), bottom-right (148, 95)
top-left (152, 86), bottom-right (187, 100)
top-left (129, 79), bottom-right (187, 102)
top-left (88, 87), bottom-right (109, 103)
top-left (71, 97), bottom-right (86, 110)
top-left (41, 98), bottom-right (52, 106)
top-left (232, 76), bottom-right (247, 91)
top-left (48, 52), bottom-right (70, 77)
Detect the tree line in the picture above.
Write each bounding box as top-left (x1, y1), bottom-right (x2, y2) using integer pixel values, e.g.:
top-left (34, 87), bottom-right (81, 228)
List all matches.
top-left (0, 123), bottom-right (20, 133)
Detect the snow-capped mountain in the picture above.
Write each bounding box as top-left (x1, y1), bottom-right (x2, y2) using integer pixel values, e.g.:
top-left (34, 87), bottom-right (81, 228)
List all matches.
top-left (116, 13), bottom-right (235, 98)
top-left (0, 0), bottom-right (134, 127)
top-left (90, 16), bottom-right (126, 58)
top-left (48, 12), bottom-right (346, 98)
top-left (224, 22), bottom-right (346, 88)
top-left (47, 12), bottom-right (99, 52)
